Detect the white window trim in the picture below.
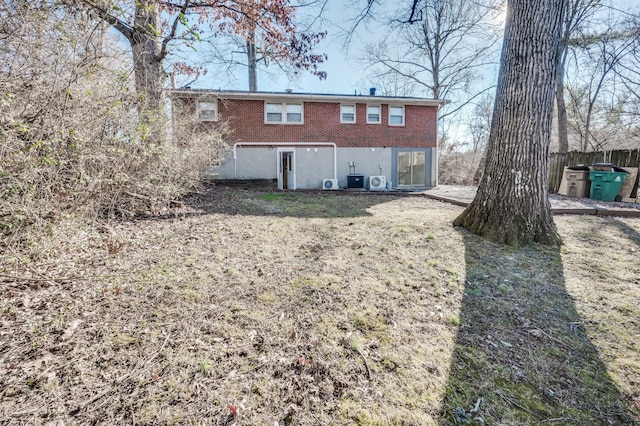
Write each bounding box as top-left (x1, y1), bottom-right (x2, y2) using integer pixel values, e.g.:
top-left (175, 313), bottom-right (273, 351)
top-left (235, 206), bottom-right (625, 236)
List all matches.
top-left (197, 100), bottom-right (218, 121)
top-left (366, 104), bottom-right (381, 124)
top-left (389, 105), bottom-right (405, 127)
top-left (340, 104), bottom-right (356, 124)
top-left (264, 101), bottom-right (304, 124)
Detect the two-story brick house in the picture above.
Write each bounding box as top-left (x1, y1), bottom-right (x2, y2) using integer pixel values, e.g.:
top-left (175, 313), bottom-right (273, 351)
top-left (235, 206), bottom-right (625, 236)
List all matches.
top-left (170, 89), bottom-right (446, 190)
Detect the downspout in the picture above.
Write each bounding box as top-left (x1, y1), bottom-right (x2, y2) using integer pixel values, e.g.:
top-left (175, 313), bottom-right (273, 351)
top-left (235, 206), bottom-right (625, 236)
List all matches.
top-left (232, 142), bottom-right (338, 180)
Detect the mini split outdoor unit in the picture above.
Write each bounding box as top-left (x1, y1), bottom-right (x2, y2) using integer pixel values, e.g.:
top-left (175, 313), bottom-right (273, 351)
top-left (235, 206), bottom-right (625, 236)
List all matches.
top-left (369, 175), bottom-right (386, 190)
top-left (322, 178), bottom-right (339, 190)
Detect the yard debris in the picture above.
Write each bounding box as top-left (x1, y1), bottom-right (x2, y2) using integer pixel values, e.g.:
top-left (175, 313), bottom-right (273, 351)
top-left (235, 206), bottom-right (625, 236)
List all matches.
top-left (528, 329), bottom-right (543, 338)
top-left (1, 188), bottom-right (638, 425)
top-left (62, 319), bottom-right (82, 339)
top-left (470, 397), bottom-right (483, 413)
top-left (498, 339), bottom-right (512, 348)
top-left (228, 404), bottom-right (240, 418)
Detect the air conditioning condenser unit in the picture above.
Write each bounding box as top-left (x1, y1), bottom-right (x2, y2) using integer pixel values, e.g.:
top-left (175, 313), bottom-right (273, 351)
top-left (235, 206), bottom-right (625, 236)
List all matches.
top-left (322, 178), bottom-right (339, 190)
top-left (369, 175), bottom-right (386, 190)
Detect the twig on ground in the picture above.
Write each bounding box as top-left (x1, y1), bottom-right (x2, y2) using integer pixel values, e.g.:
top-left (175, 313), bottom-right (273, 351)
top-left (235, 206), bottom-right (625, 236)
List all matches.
top-left (238, 361), bottom-right (270, 375)
top-left (5, 246), bottom-right (60, 287)
top-left (496, 390), bottom-right (538, 419)
top-left (529, 322), bottom-right (572, 349)
top-left (70, 332), bottom-right (170, 415)
top-left (470, 397), bottom-right (483, 413)
top-left (10, 405), bottom-right (45, 418)
top-left (354, 347), bottom-right (372, 381)
top-left (542, 417), bottom-right (574, 423)
top-left (124, 191), bottom-right (155, 202)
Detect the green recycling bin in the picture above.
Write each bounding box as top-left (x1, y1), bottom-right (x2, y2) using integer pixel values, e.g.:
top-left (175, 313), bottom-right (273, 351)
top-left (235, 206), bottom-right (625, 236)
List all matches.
top-left (588, 171), bottom-right (628, 201)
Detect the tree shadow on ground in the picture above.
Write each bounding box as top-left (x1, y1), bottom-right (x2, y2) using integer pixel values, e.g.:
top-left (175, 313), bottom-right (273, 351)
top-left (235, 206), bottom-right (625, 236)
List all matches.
top-left (137, 186), bottom-right (406, 221)
top-left (440, 231), bottom-right (637, 425)
top-left (609, 218), bottom-right (640, 250)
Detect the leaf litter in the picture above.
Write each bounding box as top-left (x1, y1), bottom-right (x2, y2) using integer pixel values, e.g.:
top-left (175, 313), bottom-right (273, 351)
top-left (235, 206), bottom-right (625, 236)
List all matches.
top-left (0, 186), bottom-right (638, 425)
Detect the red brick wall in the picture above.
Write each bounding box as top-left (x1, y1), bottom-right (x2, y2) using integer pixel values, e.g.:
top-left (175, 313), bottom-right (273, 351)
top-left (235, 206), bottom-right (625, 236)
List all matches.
top-left (219, 99), bottom-right (438, 148)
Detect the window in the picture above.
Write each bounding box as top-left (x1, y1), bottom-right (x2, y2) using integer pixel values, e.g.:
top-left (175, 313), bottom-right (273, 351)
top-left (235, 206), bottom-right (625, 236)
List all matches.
top-left (286, 103), bottom-right (302, 123)
top-left (389, 106), bottom-right (404, 126)
top-left (367, 105), bottom-right (381, 124)
top-left (266, 103), bottom-right (283, 122)
top-left (397, 151), bottom-right (426, 186)
top-left (265, 102), bottom-right (303, 124)
top-left (341, 104), bottom-right (356, 123)
top-left (197, 100), bottom-right (217, 121)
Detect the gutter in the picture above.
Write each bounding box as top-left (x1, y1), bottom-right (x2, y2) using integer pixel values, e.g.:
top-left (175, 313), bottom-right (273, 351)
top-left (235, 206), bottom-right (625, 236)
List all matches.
top-left (169, 89), bottom-right (448, 107)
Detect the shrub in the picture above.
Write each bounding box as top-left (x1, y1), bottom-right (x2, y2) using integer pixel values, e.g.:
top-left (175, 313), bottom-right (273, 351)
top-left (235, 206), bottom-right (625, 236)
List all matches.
top-left (0, 2), bottom-right (227, 248)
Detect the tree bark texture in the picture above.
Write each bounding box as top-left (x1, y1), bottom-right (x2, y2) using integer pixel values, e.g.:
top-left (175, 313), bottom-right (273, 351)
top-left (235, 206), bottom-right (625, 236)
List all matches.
top-left (130, 0), bottom-right (167, 141)
top-left (556, 50), bottom-right (569, 152)
top-left (453, 0), bottom-right (563, 246)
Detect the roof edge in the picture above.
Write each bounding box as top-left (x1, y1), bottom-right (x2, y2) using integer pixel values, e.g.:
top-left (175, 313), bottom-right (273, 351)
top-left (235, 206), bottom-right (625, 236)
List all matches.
top-left (168, 89), bottom-right (449, 106)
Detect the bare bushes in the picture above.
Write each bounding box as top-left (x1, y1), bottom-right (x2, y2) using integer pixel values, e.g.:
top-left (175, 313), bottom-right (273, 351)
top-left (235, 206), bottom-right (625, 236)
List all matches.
top-left (438, 143), bottom-right (484, 186)
top-left (0, 2), bottom-right (227, 246)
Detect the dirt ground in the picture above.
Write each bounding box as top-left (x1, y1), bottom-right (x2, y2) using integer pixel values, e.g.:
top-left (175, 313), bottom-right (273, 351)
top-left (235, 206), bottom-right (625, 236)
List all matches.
top-left (1, 187), bottom-right (639, 425)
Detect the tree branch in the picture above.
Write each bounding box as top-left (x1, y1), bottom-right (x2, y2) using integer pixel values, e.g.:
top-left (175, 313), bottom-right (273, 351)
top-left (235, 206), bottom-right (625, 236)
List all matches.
top-left (76, 0), bottom-right (134, 42)
top-left (159, 0), bottom-right (191, 61)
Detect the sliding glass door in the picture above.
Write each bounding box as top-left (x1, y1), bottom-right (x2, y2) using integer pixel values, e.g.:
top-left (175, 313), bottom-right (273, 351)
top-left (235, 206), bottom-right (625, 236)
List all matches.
top-left (397, 151), bottom-right (426, 186)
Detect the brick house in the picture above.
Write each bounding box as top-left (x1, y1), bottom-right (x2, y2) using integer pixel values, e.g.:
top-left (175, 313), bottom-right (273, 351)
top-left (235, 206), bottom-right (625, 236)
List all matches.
top-left (170, 89), bottom-right (446, 190)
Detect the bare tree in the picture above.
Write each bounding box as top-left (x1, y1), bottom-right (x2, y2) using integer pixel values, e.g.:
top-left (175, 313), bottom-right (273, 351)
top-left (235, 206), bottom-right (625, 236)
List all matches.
top-left (467, 93), bottom-right (493, 183)
top-left (360, 0), bottom-right (501, 120)
top-left (453, 0), bottom-right (564, 246)
top-left (555, 0), bottom-right (603, 153)
top-left (617, 29), bottom-right (640, 140)
top-left (0, 0), bottom-right (226, 240)
top-left (468, 94), bottom-right (493, 158)
top-left (195, 0), bottom-right (328, 92)
top-left (68, 0), bottom-right (327, 140)
top-left (565, 23), bottom-right (639, 150)
top-left (360, 50), bottom-right (422, 97)
top-left (202, 27), bottom-right (327, 92)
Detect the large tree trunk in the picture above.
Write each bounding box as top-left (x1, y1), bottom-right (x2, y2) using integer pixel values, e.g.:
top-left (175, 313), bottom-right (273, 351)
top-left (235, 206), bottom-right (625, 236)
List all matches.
top-left (130, 0), bottom-right (167, 142)
top-left (453, 0), bottom-right (563, 246)
top-left (556, 50), bottom-right (569, 152)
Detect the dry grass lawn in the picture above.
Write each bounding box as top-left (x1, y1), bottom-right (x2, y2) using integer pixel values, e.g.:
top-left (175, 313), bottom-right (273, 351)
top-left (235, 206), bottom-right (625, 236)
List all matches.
top-left (1, 187), bottom-right (639, 425)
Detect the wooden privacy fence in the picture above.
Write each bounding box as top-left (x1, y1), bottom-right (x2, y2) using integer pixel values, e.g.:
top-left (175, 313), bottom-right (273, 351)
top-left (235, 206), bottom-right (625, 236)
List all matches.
top-left (549, 149), bottom-right (640, 194)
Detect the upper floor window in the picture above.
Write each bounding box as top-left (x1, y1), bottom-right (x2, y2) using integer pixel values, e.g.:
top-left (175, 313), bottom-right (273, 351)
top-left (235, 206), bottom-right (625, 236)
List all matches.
top-left (286, 103), bottom-right (302, 123)
top-left (265, 102), bottom-right (303, 124)
top-left (367, 105), bottom-right (381, 124)
top-left (389, 105), bottom-right (405, 126)
top-left (197, 100), bottom-right (218, 121)
top-left (341, 104), bottom-right (356, 123)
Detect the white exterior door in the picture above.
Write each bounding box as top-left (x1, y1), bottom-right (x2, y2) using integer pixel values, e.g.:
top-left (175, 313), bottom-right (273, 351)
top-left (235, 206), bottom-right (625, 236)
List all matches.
top-left (277, 149), bottom-right (295, 190)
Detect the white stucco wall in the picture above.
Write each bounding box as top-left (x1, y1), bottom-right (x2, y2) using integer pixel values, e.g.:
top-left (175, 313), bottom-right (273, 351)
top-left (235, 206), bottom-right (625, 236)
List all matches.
top-left (212, 144), bottom-right (436, 190)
